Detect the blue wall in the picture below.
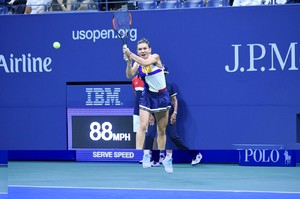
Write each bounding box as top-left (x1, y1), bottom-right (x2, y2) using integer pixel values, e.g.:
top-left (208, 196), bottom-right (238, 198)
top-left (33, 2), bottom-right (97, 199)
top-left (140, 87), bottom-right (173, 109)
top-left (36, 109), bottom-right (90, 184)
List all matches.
top-left (1, 5), bottom-right (300, 150)
top-left (0, 150), bottom-right (8, 164)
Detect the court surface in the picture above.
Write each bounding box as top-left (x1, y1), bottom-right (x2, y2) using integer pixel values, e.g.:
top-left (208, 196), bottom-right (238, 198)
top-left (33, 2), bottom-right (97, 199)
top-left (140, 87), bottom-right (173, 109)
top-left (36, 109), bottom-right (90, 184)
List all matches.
top-left (6, 161), bottom-right (300, 199)
top-left (0, 165), bottom-right (7, 193)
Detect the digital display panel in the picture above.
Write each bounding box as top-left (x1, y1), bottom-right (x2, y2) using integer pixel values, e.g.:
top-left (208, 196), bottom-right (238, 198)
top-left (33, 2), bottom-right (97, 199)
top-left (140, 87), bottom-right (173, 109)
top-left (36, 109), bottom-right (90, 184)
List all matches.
top-left (68, 108), bottom-right (135, 150)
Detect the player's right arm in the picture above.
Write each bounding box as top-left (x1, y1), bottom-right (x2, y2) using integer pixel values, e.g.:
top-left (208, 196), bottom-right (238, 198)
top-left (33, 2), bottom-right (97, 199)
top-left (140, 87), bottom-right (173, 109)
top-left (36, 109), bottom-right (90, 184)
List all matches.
top-left (126, 61), bottom-right (139, 79)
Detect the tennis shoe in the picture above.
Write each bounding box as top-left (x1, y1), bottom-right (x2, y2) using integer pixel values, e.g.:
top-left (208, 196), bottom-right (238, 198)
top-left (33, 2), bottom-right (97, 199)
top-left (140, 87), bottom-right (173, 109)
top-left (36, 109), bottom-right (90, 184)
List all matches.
top-left (142, 153), bottom-right (151, 168)
top-left (162, 156), bottom-right (173, 174)
top-left (159, 154), bottom-right (165, 164)
top-left (191, 153), bottom-right (203, 166)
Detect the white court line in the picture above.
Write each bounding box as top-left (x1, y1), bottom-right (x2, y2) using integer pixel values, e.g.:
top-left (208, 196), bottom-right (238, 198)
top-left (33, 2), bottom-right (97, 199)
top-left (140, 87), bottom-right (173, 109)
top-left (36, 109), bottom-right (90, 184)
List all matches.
top-left (8, 185), bottom-right (300, 194)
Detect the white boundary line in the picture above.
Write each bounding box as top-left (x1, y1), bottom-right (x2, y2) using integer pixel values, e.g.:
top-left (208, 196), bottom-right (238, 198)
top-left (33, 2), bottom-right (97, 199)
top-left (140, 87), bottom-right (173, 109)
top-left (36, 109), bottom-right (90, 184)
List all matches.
top-left (8, 185), bottom-right (300, 194)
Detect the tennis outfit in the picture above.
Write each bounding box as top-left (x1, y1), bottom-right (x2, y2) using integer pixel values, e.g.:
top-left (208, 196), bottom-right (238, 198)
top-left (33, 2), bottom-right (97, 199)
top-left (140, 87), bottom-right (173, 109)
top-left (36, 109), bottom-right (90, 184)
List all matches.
top-left (132, 75), bottom-right (144, 132)
top-left (138, 64), bottom-right (171, 113)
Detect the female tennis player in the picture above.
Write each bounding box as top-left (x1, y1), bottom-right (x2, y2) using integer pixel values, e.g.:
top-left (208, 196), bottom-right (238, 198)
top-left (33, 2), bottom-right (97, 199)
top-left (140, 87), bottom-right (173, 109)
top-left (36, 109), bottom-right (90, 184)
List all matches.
top-left (124, 38), bottom-right (173, 173)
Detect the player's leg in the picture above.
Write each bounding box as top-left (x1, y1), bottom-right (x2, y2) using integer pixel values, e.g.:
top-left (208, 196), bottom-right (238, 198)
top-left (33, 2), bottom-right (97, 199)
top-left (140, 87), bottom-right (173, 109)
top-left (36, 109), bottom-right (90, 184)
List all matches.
top-left (162, 149), bottom-right (173, 173)
top-left (142, 149), bottom-right (151, 168)
top-left (137, 109), bottom-right (152, 168)
top-left (144, 120), bottom-right (157, 150)
top-left (166, 121), bottom-right (189, 150)
top-left (136, 109), bottom-right (151, 149)
top-left (154, 110), bottom-right (169, 150)
top-left (144, 124), bottom-right (160, 167)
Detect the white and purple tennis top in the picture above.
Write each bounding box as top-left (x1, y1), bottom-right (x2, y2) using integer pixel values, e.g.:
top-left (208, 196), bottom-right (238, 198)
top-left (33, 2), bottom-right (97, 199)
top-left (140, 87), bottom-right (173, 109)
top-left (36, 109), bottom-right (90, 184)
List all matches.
top-left (138, 64), bottom-right (166, 93)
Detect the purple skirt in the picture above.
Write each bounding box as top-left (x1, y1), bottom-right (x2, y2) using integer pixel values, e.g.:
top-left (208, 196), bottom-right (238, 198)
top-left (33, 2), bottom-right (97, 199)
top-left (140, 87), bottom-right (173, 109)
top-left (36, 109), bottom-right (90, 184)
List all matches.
top-left (139, 90), bottom-right (171, 113)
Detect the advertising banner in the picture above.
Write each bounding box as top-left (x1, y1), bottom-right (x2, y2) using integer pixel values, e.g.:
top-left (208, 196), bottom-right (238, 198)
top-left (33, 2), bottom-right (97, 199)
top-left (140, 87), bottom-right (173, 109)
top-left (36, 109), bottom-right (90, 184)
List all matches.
top-left (239, 149), bottom-right (296, 167)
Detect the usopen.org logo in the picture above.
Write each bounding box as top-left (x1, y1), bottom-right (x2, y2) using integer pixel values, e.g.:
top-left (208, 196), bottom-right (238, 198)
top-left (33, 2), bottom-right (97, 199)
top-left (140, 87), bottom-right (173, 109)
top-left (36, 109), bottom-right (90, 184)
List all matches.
top-left (86, 87), bottom-right (122, 106)
top-left (72, 28), bottom-right (138, 43)
top-left (225, 42), bottom-right (299, 73)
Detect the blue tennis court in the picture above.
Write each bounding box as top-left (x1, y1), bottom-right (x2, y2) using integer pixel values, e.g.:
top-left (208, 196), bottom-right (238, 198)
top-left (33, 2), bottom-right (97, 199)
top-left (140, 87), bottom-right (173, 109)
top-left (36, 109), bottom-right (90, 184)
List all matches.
top-left (6, 161), bottom-right (300, 199)
top-left (8, 186), bottom-right (300, 199)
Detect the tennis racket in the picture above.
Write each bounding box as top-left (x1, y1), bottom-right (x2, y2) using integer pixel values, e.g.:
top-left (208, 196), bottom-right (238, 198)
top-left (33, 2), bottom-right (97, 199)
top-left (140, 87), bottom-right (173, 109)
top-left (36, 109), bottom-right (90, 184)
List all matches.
top-left (112, 9), bottom-right (132, 61)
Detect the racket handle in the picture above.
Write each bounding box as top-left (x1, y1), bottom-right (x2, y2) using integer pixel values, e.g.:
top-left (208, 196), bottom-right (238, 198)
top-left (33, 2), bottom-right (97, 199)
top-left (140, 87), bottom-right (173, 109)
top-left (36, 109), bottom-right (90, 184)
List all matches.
top-left (123, 44), bottom-right (128, 61)
top-left (124, 53), bottom-right (128, 61)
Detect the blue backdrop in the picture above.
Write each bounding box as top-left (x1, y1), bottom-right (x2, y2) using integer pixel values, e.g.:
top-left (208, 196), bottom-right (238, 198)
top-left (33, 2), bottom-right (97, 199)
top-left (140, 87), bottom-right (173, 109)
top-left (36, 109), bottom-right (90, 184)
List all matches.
top-left (0, 5), bottom-right (300, 150)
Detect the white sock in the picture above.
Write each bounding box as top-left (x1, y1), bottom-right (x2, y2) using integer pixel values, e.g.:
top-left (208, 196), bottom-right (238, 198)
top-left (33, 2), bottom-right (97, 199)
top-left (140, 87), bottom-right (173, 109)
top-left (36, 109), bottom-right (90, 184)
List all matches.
top-left (166, 151), bottom-right (172, 158)
top-left (144, 150), bottom-right (150, 155)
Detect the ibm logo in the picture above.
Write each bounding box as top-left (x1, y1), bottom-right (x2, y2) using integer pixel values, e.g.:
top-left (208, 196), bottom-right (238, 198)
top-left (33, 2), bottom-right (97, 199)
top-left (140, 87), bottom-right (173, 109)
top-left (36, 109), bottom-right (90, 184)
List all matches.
top-left (86, 88), bottom-right (122, 106)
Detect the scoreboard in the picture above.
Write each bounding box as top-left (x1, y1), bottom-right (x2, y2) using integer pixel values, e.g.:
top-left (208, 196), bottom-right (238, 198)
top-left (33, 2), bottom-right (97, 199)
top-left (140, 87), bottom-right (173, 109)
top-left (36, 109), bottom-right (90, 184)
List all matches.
top-left (67, 108), bottom-right (135, 149)
top-left (66, 83), bottom-right (141, 161)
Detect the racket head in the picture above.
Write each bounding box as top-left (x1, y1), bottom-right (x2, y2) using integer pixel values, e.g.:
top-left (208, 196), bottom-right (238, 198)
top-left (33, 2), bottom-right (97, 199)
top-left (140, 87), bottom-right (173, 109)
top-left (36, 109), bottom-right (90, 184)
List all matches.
top-left (112, 9), bottom-right (132, 44)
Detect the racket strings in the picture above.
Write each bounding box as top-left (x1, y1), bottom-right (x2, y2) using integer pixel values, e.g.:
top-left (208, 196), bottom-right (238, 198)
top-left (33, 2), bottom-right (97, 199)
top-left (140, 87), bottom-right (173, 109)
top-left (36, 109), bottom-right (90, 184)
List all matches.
top-left (112, 9), bottom-right (132, 45)
top-left (113, 12), bottom-right (131, 31)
